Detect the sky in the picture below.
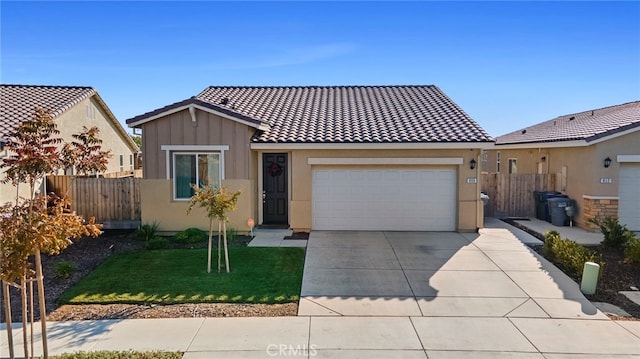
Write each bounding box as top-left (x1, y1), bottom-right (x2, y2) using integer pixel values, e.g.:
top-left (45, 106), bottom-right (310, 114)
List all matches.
top-left (1, 1), bottom-right (639, 137)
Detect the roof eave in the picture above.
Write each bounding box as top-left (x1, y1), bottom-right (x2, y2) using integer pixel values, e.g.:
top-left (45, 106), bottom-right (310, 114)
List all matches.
top-left (584, 122), bottom-right (640, 144)
top-left (126, 99), bottom-right (269, 131)
top-left (91, 93), bottom-right (140, 152)
top-left (493, 140), bottom-right (588, 149)
top-left (250, 141), bottom-right (494, 150)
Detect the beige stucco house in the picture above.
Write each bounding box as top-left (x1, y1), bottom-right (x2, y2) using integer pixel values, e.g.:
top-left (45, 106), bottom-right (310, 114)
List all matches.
top-left (126, 85), bottom-right (494, 233)
top-left (483, 101), bottom-right (640, 231)
top-left (0, 84), bottom-right (140, 204)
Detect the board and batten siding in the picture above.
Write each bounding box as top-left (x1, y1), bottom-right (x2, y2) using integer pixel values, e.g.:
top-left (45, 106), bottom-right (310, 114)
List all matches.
top-left (141, 108), bottom-right (255, 180)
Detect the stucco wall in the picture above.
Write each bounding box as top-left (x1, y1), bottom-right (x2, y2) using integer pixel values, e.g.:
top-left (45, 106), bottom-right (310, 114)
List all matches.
top-left (263, 148), bottom-right (482, 232)
top-left (140, 146), bottom-right (483, 233)
top-left (141, 179), bottom-right (255, 234)
top-left (56, 97), bottom-right (136, 174)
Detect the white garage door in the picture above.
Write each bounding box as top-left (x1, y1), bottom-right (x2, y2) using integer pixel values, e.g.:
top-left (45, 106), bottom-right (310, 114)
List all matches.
top-left (619, 164), bottom-right (640, 231)
top-left (312, 168), bottom-right (457, 231)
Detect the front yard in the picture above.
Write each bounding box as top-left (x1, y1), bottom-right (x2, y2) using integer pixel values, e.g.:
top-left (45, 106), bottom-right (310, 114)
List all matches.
top-left (59, 247), bottom-right (304, 305)
top-left (0, 231), bottom-right (305, 322)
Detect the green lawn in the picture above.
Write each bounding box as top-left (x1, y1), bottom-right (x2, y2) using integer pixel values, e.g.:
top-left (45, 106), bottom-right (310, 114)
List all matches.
top-left (59, 247), bottom-right (305, 305)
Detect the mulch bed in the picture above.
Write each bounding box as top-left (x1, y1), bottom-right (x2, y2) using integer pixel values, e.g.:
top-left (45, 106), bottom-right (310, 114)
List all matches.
top-left (284, 232), bottom-right (310, 240)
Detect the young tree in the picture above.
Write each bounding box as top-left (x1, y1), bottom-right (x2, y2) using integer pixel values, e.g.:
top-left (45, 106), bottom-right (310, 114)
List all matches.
top-left (0, 108), bottom-right (105, 359)
top-left (187, 185), bottom-right (241, 273)
top-left (129, 134), bottom-right (142, 150)
top-left (61, 126), bottom-right (112, 176)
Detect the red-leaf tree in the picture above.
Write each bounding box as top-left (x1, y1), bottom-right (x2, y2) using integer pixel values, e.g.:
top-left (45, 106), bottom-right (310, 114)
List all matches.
top-left (61, 126), bottom-right (112, 176)
top-left (0, 108), bottom-right (105, 359)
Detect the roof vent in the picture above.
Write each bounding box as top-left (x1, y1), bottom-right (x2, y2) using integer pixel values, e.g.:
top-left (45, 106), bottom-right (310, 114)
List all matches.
top-left (220, 98), bottom-right (229, 105)
top-left (591, 110), bottom-right (594, 116)
top-left (569, 116), bottom-right (575, 121)
top-left (521, 129), bottom-right (527, 134)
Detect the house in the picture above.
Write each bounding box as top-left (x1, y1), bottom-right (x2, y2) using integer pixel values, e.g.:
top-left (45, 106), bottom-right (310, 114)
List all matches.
top-left (126, 85), bottom-right (494, 233)
top-left (0, 84), bottom-right (140, 203)
top-left (483, 101), bottom-right (640, 231)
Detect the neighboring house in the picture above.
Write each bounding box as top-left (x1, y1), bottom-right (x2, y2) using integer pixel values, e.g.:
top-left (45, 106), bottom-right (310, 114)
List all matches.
top-left (0, 84), bottom-right (140, 203)
top-left (483, 101), bottom-right (640, 231)
top-left (126, 85), bottom-right (493, 233)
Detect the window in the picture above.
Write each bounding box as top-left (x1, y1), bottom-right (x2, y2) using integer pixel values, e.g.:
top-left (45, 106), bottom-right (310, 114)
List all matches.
top-left (161, 145), bottom-right (229, 200)
top-left (508, 159), bottom-right (517, 174)
top-left (496, 151), bottom-right (501, 173)
top-left (119, 154), bottom-right (124, 171)
top-left (481, 152), bottom-right (488, 162)
top-left (129, 154), bottom-right (134, 170)
top-left (173, 153), bottom-right (221, 200)
top-left (86, 104), bottom-right (96, 119)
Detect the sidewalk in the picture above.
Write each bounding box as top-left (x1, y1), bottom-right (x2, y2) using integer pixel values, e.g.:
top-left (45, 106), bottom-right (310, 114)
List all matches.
top-left (2, 315), bottom-right (640, 358)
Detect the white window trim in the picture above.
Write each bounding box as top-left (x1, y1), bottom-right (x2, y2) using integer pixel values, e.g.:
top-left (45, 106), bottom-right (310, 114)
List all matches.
top-left (161, 145), bottom-right (229, 180)
top-left (161, 145), bottom-right (229, 201)
top-left (508, 158), bottom-right (517, 174)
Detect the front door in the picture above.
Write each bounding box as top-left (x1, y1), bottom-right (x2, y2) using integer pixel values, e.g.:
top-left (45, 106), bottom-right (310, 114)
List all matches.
top-left (262, 153), bottom-right (288, 225)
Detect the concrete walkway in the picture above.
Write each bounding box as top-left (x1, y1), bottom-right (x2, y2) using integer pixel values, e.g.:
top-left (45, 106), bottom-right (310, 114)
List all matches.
top-left (512, 217), bottom-right (604, 246)
top-left (2, 221), bottom-right (640, 358)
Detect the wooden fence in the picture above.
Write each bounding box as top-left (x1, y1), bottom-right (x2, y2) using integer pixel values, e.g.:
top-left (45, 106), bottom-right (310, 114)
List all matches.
top-left (45, 175), bottom-right (141, 229)
top-left (103, 169), bottom-right (143, 178)
top-left (482, 173), bottom-right (556, 218)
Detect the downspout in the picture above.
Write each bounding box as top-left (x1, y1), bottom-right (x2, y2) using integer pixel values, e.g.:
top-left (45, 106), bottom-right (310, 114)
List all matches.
top-left (189, 105), bottom-right (197, 126)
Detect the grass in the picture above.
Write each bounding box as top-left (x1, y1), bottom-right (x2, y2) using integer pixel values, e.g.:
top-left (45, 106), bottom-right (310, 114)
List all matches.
top-left (59, 247), bottom-right (305, 305)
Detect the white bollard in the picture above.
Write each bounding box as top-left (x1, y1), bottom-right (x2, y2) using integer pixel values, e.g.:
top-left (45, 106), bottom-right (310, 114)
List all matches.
top-left (580, 262), bottom-right (600, 295)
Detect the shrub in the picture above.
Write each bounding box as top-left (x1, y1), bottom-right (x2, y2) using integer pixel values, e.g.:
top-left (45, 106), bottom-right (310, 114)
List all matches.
top-left (543, 230), bottom-right (560, 260)
top-left (54, 260), bottom-right (77, 279)
top-left (588, 216), bottom-right (631, 248)
top-left (543, 231), bottom-right (603, 278)
top-left (175, 227), bottom-right (206, 244)
top-left (136, 222), bottom-right (160, 241)
top-left (624, 236), bottom-right (640, 264)
top-left (145, 236), bottom-right (168, 250)
top-left (226, 227), bottom-right (238, 242)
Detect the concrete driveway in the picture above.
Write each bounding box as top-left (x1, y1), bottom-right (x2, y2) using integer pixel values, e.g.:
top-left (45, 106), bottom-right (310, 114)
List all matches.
top-left (299, 222), bottom-right (608, 319)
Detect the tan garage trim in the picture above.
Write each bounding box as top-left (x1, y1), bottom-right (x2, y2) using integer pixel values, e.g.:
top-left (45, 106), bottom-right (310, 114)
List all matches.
top-left (308, 157), bottom-right (464, 165)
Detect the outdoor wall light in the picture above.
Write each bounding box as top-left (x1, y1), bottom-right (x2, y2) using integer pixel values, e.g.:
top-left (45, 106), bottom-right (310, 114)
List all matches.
top-left (604, 157), bottom-right (612, 168)
top-left (469, 159), bottom-right (477, 170)
top-left (541, 156), bottom-right (546, 162)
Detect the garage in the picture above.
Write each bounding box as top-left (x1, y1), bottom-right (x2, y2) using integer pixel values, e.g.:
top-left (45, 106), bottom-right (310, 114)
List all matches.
top-left (312, 168), bottom-right (457, 231)
top-left (619, 164), bottom-right (640, 231)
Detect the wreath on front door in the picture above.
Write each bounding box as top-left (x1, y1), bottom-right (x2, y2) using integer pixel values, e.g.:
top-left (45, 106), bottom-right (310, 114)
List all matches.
top-left (267, 162), bottom-right (283, 177)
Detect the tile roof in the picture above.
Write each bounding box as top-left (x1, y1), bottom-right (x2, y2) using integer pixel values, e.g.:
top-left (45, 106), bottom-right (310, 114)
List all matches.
top-left (0, 84), bottom-right (96, 139)
top-left (496, 101), bottom-right (640, 145)
top-left (128, 85), bottom-right (493, 143)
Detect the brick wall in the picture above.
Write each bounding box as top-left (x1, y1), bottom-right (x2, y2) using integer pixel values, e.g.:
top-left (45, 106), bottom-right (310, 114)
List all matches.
top-left (582, 197), bottom-right (619, 232)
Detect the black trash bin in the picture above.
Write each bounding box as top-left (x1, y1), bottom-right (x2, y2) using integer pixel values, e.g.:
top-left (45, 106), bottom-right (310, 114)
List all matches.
top-left (533, 191), bottom-right (544, 220)
top-left (547, 197), bottom-right (576, 226)
top-left (540, 192), bottom-right (566, 222)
